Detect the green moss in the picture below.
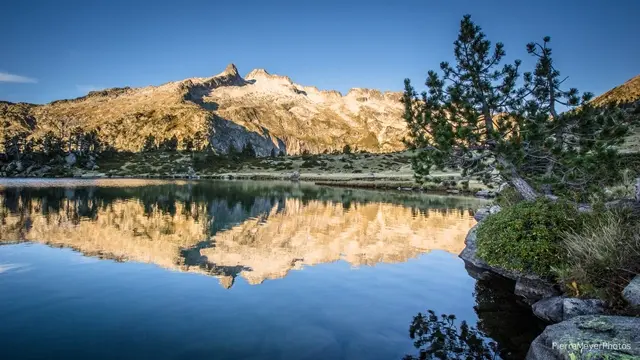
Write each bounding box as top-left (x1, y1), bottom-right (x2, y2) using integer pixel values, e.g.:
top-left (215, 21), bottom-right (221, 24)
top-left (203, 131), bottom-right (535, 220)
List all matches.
top-left (476, 199), bottom-right (585, 277)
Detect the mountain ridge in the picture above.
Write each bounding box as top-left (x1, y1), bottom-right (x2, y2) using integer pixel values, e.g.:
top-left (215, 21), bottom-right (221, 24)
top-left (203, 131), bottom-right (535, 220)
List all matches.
top-left (0, 63), bottom-right (406, 155)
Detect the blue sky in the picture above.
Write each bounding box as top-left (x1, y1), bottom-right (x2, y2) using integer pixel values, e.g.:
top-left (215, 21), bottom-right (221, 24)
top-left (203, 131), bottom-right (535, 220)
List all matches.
top-left (1, 0), bottom-right (638, 104)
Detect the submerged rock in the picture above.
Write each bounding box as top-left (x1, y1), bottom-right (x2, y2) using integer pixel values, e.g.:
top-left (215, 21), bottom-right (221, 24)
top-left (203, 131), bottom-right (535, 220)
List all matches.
top-left (526, 315), bottom-right (640, 359)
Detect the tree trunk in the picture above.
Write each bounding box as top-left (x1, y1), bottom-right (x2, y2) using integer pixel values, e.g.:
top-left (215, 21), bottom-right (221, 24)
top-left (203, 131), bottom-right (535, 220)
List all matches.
top-left (497, 157), bottom-right (540, 201)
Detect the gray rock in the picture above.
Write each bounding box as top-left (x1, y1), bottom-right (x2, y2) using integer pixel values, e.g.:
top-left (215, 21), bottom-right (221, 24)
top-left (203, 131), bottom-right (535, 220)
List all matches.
top-left (497, 182), bottom-right (510, 193)
top-left (289, 171), bottom-right (300, 181)
top-left (489, 204), bottom-right (502, 214)
top-left (526, 315), bottom-right (640, 359)
top-left (475, 189), bottom-right (494, 198)
top-left (533, 296), bottom-right (564, 323)
top-left (532, 297), bottom-right (606, 324)
top-left (473, 207), bottom-right (490, 222)
top-left (65, 153), bottom-right (77, 166)
top-left (563, 298), bottom-right (605, 320)
top-left (622, 275), bottom-right (640, 308)
top-left (446, 189), bottom-right (460, 194)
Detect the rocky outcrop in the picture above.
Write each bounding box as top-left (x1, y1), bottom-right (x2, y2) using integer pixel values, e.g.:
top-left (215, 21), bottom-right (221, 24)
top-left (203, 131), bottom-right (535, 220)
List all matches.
top-left (526, 315), bottom-right (640, 359)
top-left (623, 275), bottom-right (640, 308)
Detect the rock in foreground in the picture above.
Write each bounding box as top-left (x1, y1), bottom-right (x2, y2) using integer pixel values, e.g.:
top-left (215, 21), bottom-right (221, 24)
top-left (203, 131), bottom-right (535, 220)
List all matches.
top-left (526, 315), bottom-right (640, 359)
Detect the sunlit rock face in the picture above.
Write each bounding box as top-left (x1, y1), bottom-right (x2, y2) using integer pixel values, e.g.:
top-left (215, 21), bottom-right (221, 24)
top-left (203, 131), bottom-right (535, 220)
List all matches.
top-left (0, 181), bottom-right (477, 289)
top-left (1, 64), bottom-right (405, 155)
top-left (202, 199), bottom-right (475, 286)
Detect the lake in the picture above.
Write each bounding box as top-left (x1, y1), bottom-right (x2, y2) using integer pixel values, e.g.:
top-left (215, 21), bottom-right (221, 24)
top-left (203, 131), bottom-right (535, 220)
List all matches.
top-left (0, 179), bottom-right (544, 359)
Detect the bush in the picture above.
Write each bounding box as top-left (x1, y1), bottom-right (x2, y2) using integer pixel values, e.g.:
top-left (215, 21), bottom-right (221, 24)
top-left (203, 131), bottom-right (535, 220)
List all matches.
top-left (556, 209), bottom-right (640, 301)
top-left (476, 199), bottom-right (585, 277)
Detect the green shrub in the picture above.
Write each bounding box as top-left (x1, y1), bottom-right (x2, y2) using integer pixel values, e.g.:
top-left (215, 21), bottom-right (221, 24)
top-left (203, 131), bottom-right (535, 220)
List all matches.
top-left (476, 199), bottom-right (584, 277)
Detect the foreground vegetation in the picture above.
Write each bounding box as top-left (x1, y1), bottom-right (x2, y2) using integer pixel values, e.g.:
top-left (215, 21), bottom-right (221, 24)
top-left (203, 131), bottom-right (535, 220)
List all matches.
top-left (477, 196), bottom-right (640, 307)
top-left (401, 13), bottom-right (640, 322)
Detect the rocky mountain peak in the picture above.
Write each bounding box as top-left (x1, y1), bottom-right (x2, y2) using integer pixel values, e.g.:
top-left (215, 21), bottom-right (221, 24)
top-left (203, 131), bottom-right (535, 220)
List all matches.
top-left (246, 68), bottom-right (270, 79)
top-left (223, 63), bottom-right (239, 77)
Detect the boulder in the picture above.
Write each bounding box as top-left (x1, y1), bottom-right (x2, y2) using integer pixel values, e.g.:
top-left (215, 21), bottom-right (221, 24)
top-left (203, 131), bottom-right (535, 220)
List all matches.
top-left (475, 189), bottom-right (496, 198)
top-left (532, 296), bottom-right (564, 323)
top-left (532, 297), bottom-right (606, 324)
top-left (526, 315), bottom-right (640, 359)
top-left (473, 207), bottom-right (490, 222)
top-left (289, 171), bottom-right (300, 181)
top-left (489, 204), bottom-right (502, 214)
top-left (622, 275), bottom-right (640, 308)
top-left (562, 298), bottom-right (605, 320)
top-left (65, 153), bottom-right (77, 166)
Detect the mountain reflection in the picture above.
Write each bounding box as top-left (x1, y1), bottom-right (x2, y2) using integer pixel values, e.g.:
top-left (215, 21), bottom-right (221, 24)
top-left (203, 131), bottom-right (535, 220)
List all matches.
top-left (0, 180), bottom-right (481, 288)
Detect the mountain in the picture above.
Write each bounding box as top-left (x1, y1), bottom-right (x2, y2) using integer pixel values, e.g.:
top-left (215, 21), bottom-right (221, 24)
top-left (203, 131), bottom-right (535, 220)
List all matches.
top-left (0, 64), bottom-right (406, 155)
top-left (592, 74), bottom-right (640, 108)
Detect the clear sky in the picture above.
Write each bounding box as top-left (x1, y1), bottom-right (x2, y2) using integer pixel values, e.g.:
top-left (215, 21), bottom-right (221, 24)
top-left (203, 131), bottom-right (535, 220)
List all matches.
top-left (2, 0), bottom-right (638, 104)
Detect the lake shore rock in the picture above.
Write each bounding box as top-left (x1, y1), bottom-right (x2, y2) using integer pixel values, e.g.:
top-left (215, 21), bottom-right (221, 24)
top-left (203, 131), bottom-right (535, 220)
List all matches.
top-left (532, 297), bottom-right (606, 324)
top-left (622, 275), bottom-right (640, 309)
top-left (526, 315), bottom-right (640, 359)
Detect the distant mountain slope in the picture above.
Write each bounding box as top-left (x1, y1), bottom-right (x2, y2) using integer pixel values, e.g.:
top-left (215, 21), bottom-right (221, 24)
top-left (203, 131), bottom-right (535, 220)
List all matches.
top-left (592, 74), bottom-right (640, 108)
top-left (592, 74), bottom-right (640, 153)
top-left (0, 64), bottom-right (405, 155)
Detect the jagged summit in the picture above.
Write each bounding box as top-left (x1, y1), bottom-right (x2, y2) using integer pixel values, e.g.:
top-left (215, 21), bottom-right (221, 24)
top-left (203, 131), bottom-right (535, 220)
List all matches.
top-left (221, 63), bottom-right (239, 77)
top-left (245, 68), bottom-right (270, 78)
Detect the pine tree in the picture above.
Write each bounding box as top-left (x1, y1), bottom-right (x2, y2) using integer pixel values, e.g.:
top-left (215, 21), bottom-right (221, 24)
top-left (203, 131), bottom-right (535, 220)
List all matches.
top-left (143, 135), bottom-right (157, 152)
top-left (403, 15), bottom-right (628, 201)
top-left (241, 142), bottom-right (256, 158)
top-left (183, 136), bottom-right (194, 152)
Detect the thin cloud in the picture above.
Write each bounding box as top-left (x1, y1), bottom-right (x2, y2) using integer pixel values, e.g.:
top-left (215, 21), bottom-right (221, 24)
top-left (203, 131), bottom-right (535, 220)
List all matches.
top-left (0, 72), bottom-right (38, 83)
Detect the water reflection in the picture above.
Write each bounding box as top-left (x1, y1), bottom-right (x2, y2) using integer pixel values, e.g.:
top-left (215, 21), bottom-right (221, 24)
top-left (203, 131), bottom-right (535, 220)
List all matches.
top-left (402, 276), bottom-right (546, 360)
top-left (0, 180), bottom-right (482, 289)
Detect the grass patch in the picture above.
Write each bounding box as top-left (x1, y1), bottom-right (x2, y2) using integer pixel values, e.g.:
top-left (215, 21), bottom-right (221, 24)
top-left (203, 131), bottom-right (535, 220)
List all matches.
top-left (554, 208), bottom-right (640, 303)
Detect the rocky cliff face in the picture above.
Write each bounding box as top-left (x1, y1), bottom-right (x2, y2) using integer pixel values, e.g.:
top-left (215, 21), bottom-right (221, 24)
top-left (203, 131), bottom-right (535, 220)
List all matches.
top-left (0, 64), bottom-right (406, 155)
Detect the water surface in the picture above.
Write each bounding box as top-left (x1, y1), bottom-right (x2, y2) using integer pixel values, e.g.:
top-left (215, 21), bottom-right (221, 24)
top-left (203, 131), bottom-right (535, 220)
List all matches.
top-left (0, 179), bottom-right (543, 359)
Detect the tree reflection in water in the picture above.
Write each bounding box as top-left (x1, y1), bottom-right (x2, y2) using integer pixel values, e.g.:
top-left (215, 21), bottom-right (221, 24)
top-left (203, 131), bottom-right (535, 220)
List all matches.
top-left (404, 276), bottom-right (545, 360)
top-left (403, 310), bottom-right (498, 360)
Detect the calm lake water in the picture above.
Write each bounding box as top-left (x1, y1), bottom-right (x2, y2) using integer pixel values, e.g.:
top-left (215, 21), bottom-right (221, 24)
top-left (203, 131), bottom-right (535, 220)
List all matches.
top-left (0, 179), bottom-right (544, 360)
